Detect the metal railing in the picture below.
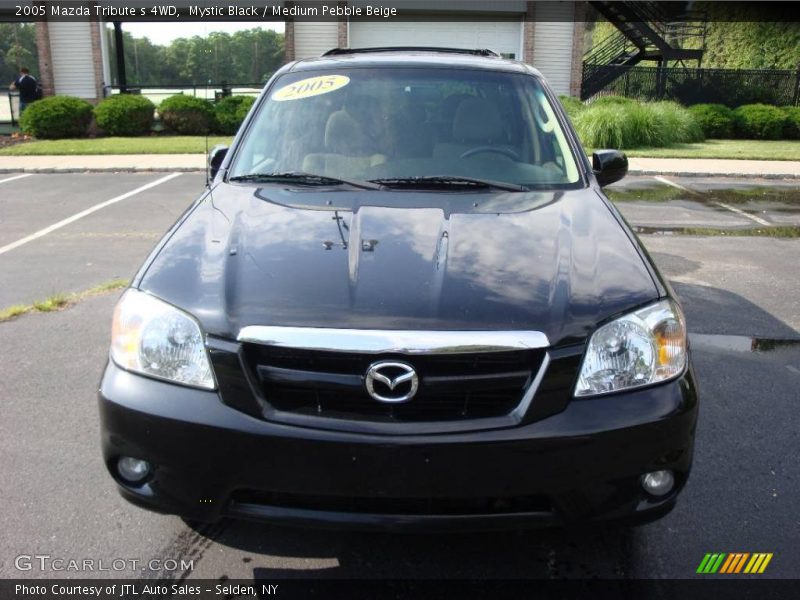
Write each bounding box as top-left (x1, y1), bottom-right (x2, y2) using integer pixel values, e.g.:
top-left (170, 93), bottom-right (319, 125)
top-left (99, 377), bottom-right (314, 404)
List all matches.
top-left (584, 30), bottom-right (639, 68)
top-left (2, 91), bottom-right (20, 125)
top-left (105, 82), bottom-right (266, 105)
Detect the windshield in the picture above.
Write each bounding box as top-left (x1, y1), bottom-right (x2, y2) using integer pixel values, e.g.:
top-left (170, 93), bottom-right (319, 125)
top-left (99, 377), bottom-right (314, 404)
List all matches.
top-left (229, 67), bottom-right (582, 189)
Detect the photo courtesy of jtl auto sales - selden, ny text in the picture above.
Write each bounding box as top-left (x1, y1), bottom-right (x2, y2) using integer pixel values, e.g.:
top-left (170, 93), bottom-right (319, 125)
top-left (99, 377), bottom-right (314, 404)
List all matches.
top-left (1, 1), bottom-right (799, 599)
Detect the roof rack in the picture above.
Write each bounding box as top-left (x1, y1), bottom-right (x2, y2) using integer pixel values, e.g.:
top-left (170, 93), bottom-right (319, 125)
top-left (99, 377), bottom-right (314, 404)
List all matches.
top-left (322, 47), bottom-right (500, 58)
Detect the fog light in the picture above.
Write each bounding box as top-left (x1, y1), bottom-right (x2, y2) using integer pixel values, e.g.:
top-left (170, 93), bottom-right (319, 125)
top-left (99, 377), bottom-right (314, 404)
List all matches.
top-left (117, 457), bottom-right (151, 483)
top-left (641, 470), bottom-right (674, 496)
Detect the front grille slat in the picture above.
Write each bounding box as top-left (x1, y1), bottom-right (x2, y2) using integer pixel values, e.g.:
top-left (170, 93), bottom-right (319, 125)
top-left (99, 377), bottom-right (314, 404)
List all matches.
top-left (244, 345), bottom-right (544, 424)
top-left (256, 365), bottom-right (362, 390)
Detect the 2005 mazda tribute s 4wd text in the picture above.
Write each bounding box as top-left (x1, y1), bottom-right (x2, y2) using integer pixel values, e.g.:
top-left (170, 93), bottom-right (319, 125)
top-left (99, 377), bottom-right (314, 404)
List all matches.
top-left (99, 48), bottom-right (698, 530)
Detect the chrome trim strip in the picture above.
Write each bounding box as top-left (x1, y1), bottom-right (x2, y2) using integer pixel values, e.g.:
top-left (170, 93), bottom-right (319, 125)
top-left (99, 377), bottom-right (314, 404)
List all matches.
top-left (237, 327), bottom-right (550, 354)
top-left (511, 352), bottom-right (551, 420)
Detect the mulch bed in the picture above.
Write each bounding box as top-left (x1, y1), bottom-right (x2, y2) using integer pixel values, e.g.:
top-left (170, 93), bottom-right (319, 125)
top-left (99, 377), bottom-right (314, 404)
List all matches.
top-left (0, 133), bottom-right (33, 150)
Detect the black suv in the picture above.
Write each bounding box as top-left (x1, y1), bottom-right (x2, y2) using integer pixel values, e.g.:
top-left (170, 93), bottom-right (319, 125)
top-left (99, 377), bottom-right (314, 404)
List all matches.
top-left (99, 48), bottom-right (697, 530)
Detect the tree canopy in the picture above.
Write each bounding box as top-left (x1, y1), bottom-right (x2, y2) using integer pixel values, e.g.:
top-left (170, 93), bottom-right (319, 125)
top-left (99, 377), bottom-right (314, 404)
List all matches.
top-left (1, 24), bottom-right (283, 88)
top-left (109, 27), bottom-right (285, 86)
top-left (0, 23), bottom-right (39, 85)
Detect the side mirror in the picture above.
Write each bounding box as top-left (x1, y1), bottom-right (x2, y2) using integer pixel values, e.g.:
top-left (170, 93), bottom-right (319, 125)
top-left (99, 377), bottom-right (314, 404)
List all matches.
top-left (592, 150), bottom-right (628, 187)
top-left (208, 144), bottom-right (229, 182)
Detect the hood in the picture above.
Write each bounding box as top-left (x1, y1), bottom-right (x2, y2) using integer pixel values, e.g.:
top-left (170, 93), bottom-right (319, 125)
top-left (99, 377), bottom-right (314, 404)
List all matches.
top-left (138, 184), bottom-right (659, 347)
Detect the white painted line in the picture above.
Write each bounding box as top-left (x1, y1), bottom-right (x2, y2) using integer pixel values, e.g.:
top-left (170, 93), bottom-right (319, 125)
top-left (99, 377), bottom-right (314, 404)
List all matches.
top-left (710, 201), bottom-right (771, 227)
top-left (0, 172), bottom-right (182, 257)
top-left (786, 365), bottom-right (800, 376)
top-left (654, 174), bottom-right (772, 226)
top-left (0, 173), bottom-right (32, 186)
top-left (653, 175), bottom-right (700, 195)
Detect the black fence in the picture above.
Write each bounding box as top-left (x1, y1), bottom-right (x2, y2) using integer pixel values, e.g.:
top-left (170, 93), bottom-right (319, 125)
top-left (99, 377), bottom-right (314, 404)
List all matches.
top-left (105, 82), bottom-right (265, 104)
top-left (586, 66), bottom-right (800, 107)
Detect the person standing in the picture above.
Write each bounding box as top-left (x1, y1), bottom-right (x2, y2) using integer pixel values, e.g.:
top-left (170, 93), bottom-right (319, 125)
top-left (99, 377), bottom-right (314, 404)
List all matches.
top-left (9, 67), bottom-right (39, 114)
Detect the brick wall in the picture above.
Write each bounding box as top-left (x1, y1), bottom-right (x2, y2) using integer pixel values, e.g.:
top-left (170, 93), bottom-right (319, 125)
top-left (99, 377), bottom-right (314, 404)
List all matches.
top-left (522, 1), bottom-right (535, 64)
top-left (338, 1), bottom-right (348, 47)
top-left (34, 22), bottom-right (54, 97)
top-left (284, 2), bottom-right (295, 62)
top-left (89, 18), bottom-right (104, 101)
top-left (569, 4), bottom-right (587, 97)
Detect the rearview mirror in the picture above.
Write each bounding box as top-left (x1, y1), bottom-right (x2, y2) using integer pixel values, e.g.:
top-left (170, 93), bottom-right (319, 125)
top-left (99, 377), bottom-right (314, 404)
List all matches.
top-left (208, 145), bottom-right (229, 182)
top-left (592, 150), bottom-right (628, 187)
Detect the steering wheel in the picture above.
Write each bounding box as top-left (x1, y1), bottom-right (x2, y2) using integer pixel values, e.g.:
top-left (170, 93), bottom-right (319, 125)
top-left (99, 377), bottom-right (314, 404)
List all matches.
top-left (459, 146), bottom-right (519, 160)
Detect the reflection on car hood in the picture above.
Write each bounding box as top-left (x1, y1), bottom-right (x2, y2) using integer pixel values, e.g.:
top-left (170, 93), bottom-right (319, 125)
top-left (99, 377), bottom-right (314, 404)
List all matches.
top-left (138, 184), bottom-right (659, 347)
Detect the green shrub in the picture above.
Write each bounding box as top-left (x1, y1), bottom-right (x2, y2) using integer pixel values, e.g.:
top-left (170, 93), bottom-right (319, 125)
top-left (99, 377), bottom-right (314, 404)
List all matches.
top-left (93, 94), bottom-right (155, 136)
top-left (780, 106), bottom-right (800, 140)
top-left (213, 95), bottom-right (256, 134)
top-left (558, 95), bottom-right (586, 118)
top-left (649, 101), bottom-right (705, 144)
top-left (732, 104), bottom-right (787, 140)
top-left (590, 95), bottom-right (636, 107)
top-left (558, 95), bottom-right (584, 121)
top-left (573, 100), bottom-right (703, 149)
top-left (688, 103), bottom-right (735, 138)
top-left (19, 96), bottom-right (93, 139)
top-left (158, 94), bottom-right (215, 135)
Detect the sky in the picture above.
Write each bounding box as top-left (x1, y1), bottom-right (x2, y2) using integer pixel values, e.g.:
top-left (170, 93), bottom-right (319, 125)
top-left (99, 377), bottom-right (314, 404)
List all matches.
top-left (122, 22), bottom-right (284, 45)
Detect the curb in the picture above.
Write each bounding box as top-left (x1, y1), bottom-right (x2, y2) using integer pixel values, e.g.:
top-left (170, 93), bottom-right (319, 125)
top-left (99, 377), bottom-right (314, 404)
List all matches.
top-left (628, 169), bottom-right (800, 180)
top-left (0, 167), bottom-right (204, 174)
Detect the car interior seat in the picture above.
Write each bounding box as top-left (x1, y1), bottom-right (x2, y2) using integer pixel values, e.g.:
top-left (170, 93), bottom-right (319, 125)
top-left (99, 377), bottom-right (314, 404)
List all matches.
top-left (432, 97), bottom-right (513, 161)
top-left (302, 94), bottom-right (386, 178)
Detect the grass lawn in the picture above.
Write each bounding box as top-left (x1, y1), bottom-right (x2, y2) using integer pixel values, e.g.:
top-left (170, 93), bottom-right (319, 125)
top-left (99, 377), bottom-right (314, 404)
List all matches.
top-left (618, 140), bottom-right (800, 161)
top-left (2, 136), bottom-right (800, 161)
top-left (0, 136), bottom-right (233, 155)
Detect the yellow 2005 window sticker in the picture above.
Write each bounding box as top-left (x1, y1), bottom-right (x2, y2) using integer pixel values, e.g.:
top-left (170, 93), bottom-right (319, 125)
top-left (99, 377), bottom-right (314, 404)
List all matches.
top-left (272, 75), bottom-right (350, 101)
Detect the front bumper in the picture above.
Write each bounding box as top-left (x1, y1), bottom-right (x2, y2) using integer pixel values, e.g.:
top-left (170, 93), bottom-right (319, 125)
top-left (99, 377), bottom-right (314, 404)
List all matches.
top-left (99, 361), bottom-right (698, 531)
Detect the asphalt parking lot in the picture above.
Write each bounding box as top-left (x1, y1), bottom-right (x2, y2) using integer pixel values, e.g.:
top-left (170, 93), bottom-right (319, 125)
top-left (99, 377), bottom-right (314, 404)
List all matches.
top-left (1, 172), bottom-right (798, 580)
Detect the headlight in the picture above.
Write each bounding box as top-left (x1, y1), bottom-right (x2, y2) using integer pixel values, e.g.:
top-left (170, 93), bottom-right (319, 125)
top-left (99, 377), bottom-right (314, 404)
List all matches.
top-left (110, 289), bottom-right (216, 390)
top-left (575, 299), bottom-right (686, 397)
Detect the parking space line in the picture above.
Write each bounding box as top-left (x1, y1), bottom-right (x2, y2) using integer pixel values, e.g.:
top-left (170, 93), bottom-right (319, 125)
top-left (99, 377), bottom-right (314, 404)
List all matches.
top-left (653, 174), bottom-right (771, 226)
top-left (0, 173), bottom-right (182, 257)
top-left (710, 200), bottom-right (771, 226)
top-left (0, 173), bottom-right (33, 186)
top-left (653, 175), bottom-right (699, 195)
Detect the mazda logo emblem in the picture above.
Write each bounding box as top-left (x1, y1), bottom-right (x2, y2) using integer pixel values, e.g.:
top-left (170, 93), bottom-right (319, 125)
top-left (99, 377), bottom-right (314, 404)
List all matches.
top-left (365, 361), bottom-right (419, 403)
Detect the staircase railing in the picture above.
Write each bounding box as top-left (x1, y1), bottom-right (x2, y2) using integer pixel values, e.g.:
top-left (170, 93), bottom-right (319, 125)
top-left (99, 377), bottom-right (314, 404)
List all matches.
top-left (583, 29), bottom-right (638, 68)
top-left (583, 1), bottom-right (707, 98)
top-left (625, 1), bottom-right (669, 38)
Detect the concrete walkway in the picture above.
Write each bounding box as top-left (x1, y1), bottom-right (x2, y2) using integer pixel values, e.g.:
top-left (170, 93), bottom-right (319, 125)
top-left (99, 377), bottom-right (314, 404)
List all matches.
top-left (0, 154), bottom-right (798, 178)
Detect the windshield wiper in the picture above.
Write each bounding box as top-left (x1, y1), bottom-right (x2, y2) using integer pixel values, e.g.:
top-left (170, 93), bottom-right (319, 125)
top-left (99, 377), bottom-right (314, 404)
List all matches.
top-left (229, 171), bottom-right (380, 190)
top-left (368, 176), bottom-right (528, 192)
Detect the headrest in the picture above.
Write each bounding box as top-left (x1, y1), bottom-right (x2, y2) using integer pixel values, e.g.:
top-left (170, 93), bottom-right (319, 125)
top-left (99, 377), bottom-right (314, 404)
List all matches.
top-left (325, 109), bottom-right (372, 155)
top-left (452, 97), bottom-right (505, 144)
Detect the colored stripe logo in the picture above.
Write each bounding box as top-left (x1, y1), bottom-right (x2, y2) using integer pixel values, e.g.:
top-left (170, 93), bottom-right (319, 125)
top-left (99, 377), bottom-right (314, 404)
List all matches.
top-left (697, 553), bottom-right (773, 574)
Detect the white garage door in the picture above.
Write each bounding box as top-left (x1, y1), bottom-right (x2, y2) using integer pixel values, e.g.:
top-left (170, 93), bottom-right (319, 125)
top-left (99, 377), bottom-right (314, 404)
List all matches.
top-left (349, 19), bottom-right (523, 60)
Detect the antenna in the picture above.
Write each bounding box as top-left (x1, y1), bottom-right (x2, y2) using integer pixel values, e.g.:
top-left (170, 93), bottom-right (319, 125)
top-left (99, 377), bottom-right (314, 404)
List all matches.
top-left (205, 75), bottom-right (211, 188)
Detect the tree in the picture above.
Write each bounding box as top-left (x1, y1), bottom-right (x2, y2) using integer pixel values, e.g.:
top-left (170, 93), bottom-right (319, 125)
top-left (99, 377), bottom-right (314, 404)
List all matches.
top-left (105, 26), bottom-right (285, 86)
top-left (0, 23), bottom-right (39, 85)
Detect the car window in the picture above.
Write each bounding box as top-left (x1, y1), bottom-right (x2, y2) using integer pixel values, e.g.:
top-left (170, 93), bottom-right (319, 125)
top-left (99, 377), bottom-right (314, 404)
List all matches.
top-left (229, 67), bottom-right (581, 188)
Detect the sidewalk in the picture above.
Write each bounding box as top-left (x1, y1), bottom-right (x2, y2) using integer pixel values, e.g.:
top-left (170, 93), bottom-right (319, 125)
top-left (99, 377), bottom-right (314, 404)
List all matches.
top-left (0, 154), bottom-right (799, 178)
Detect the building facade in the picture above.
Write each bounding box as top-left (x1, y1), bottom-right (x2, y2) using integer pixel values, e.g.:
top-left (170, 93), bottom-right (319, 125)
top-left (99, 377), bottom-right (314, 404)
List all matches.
top-left (287, 1), bottom-right (586, 96)
top-left (31, 1), bottom-right (586, 102)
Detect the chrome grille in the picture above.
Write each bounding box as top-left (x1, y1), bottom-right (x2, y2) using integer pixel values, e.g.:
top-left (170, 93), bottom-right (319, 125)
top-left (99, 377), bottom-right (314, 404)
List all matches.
top-left (243, 345), bottom-right (545, 423)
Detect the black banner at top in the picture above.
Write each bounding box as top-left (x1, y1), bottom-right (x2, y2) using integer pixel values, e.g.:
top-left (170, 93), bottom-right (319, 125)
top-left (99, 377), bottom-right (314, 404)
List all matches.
top-left (0, 1), bottom-right (798, 23)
